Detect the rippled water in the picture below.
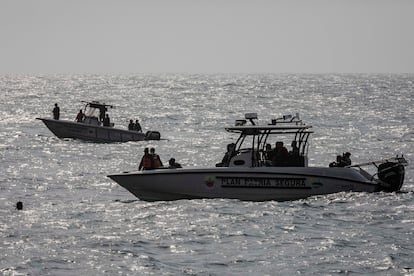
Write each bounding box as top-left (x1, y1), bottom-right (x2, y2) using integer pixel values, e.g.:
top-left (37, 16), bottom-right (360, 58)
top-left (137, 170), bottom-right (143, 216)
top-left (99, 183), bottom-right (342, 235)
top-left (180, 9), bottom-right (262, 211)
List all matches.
top-left (0, 74), bottom-right (413, 275)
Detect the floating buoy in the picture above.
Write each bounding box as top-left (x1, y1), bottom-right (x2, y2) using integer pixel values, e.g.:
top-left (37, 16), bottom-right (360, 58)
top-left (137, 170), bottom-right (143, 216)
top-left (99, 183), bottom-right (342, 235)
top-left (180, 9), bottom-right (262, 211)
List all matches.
top-left (16, 201), bottom-right (23, 210)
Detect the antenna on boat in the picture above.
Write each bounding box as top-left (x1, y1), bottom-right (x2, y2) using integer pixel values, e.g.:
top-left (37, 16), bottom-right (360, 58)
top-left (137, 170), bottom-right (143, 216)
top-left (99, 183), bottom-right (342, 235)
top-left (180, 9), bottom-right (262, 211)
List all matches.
top-left (270, 113), bottom-right (303, 125)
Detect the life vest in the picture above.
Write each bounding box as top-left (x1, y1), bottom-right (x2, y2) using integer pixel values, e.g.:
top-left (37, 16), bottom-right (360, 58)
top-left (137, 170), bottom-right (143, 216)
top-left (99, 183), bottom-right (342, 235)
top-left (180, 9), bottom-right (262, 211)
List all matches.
top-left (142, 155), bottom-right (152, 169)
top-left (152, 155), bottom-right (162, 168)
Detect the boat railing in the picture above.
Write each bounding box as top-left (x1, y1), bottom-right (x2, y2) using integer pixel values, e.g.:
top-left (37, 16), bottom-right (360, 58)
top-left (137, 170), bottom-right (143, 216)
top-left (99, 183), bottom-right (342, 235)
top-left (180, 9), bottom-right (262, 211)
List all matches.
top-left (349, 155), bottom-right (408, 184)
top-left (348, 155), bottom-right (408, 168)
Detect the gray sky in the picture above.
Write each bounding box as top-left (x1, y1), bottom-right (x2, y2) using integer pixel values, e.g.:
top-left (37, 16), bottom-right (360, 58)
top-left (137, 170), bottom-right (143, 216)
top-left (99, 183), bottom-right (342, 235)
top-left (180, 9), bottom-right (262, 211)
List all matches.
top-left (1, 0), bottom-right (413, 74)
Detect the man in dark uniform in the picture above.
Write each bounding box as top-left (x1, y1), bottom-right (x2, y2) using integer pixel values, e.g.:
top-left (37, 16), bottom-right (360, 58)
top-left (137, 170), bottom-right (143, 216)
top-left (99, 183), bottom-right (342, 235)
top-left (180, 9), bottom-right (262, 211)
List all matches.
top-left (134, 119), bottom-right (142, 132)
top-left (342, 152), bottom-right (352, 166)
top-left (103, 114), bottom-right (110, 127)
top-left (53, 103), bottom-right (60, 120)
top-left (128, 119), bottom-right (134, 130)
top-left (75, 109), bottom-right (85, 122)
top-left (99, 106), bottom-right (107, 123)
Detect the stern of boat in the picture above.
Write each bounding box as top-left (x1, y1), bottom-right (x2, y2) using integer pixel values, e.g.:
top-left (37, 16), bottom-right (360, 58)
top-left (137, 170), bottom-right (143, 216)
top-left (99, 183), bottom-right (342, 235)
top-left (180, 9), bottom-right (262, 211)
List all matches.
top-left (376, 157), bottom-right (407, 192)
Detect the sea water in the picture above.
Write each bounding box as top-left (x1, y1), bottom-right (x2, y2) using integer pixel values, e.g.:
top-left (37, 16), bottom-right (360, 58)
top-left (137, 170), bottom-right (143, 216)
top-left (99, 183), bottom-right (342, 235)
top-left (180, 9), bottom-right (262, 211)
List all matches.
top-left (0, 74), bottom-right (413, 275)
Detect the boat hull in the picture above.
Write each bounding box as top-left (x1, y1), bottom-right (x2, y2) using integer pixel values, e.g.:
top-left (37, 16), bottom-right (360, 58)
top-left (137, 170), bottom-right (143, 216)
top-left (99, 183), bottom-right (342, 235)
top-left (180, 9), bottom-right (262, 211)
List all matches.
top-left (108, 167), bottom-right (381, 201)
top-left (37, 118), bottom-right (152, 142)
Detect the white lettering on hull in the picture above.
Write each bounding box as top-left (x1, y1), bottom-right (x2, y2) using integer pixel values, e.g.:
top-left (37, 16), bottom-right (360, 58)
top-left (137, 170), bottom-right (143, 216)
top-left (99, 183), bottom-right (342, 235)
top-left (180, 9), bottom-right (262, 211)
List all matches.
top-left (218, 176), bottom-right (310, 189)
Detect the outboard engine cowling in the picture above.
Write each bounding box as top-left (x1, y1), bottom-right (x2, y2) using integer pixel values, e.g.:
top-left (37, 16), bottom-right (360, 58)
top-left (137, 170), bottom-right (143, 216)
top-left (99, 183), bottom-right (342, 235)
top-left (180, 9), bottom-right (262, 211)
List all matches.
top-left (377, 162), bottom-right (405, 192)
top-left (145, 131), bottom-right (161, 141)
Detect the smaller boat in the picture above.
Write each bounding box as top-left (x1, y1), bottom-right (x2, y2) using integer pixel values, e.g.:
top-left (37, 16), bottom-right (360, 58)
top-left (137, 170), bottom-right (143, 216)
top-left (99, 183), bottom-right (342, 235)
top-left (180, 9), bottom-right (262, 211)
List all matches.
top-left (108, 113), bottom-right (408, 202)
top-left (37, 101), bottom-right (161, 142)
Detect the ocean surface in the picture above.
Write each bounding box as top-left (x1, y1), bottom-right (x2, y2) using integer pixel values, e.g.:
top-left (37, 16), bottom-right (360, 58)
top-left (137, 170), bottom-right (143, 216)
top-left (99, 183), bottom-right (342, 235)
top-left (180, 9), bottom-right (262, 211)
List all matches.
top-left (0, 74), bottom-right (413, 275)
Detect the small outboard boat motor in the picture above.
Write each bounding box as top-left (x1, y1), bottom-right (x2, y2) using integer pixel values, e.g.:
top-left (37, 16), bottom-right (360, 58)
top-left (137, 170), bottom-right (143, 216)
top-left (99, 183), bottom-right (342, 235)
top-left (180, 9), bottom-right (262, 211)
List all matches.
top-left (145, 131), bottom-right (161, 141)
top-left (377, 161), bottom-right (405, 192)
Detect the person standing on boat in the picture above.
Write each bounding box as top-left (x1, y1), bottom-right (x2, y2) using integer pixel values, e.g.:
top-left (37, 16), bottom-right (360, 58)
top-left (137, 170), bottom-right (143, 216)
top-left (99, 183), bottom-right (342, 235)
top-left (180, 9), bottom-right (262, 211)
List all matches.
top-left (139, 148), bottom-right (152, 170)
top-left (134, 119), bottom-right (142, 132)
top-left (150, 148), bottom-right (163, 168)
top-left (75, 109), bottom-right (85, 122)
top-left (103, 114), bottom-right (111, 127)
top-left (128, 119), bottom-right (134, 130)
top-left (99, 106), bottom-right (107, 123)
top-left (52, 103), bottom-right (60, 120)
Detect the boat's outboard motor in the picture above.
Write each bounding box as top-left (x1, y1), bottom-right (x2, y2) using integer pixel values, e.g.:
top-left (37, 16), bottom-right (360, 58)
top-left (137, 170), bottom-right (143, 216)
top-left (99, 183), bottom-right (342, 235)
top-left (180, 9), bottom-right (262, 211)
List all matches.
top-left (145, 131), bottom-right (161, 140)
top-left (377, 162), bottom-right (405, 192)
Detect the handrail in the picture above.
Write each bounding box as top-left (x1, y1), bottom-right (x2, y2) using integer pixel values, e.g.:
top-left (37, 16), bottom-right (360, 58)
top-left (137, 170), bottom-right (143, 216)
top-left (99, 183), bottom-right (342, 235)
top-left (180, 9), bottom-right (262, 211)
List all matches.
top-left (348, 156), bottom-right (408, 168)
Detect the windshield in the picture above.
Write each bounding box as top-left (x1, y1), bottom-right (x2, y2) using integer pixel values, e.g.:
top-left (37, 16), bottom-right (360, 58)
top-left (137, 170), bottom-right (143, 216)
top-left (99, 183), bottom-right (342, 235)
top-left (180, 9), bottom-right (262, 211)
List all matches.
top-left (85, 106), bottom-right (100, 117)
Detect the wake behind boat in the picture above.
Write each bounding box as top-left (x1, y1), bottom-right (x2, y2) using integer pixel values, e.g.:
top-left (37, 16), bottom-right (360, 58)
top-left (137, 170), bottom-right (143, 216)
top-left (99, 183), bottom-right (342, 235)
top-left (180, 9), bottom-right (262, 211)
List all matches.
top-left (108, 113), bottom-right (408, 201)
top-left (37, 101), bottom-right (161, 142)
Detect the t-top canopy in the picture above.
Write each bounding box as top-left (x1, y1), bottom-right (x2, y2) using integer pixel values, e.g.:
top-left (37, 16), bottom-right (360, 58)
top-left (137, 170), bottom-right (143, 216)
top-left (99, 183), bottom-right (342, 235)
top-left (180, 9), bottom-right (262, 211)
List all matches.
top-left (82, 101), bottom-right (114, 109)
top-left (225, 125), bottom-right (313, 135)
top-left (226, 113), bottom-right (313, 135)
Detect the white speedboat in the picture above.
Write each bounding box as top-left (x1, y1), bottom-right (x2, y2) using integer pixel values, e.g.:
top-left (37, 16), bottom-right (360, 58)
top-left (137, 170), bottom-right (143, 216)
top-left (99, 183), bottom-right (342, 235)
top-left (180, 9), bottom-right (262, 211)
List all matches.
top-left (108, 113), bottom-right (407, 201)
top-left (37, 101), bottom-right (161, 142)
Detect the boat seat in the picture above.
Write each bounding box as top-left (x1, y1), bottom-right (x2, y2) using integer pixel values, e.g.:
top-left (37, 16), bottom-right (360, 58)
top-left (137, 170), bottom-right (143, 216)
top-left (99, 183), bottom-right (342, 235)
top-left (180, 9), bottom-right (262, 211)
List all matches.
top-left (229, 149), bottom-right (260, 167)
